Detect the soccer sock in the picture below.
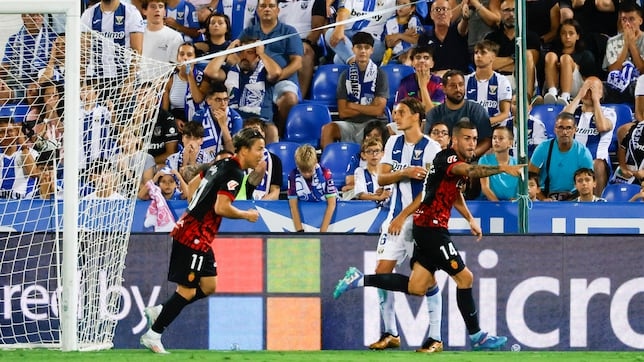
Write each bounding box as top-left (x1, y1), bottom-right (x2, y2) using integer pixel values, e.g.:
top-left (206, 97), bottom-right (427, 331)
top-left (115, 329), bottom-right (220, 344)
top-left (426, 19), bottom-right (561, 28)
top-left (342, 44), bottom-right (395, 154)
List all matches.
top-left (151, 292), bottom-right (190, 334)
top-left (456, 288), bottom-right (480, 335)
top-left (548, 87), bottom-right (557, 96)
top-left (187, 287), bottom-right (207, 304)
top-left (560, 92), bottom-right (570, 101)
top-left (425, 284), bottom-right (442, 341)
top-left (378, 288), bottom-right (398, 336)
top-left (364, 273), bottom-right (409, 293)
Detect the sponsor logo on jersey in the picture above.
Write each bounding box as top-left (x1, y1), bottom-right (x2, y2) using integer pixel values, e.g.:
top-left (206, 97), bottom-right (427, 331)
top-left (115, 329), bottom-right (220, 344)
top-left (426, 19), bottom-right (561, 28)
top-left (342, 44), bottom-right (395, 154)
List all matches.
top-left (227, 180), bottom-right (239, 191)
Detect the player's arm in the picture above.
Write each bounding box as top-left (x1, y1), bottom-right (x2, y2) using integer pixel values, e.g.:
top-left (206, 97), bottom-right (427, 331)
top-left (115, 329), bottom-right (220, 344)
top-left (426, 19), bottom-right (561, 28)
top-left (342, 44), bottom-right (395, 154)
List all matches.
top-left (453, 191), bottom-right (482, 240)
top-left (388, 192), bottom-right (422, 235)
top-left (378, 162), bottom-right (427, 186)
top-left (214, 192), bottom-right (259, 221)
top-left (451, 162), bottom-right (525, 179)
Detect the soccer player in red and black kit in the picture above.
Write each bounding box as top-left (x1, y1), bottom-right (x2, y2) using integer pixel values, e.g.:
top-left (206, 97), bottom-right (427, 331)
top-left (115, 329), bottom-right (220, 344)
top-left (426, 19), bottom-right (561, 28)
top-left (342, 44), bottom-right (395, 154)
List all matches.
top-left (140, 127), bottom-right (265, 354)
top-left (334, 119), bottom-right (525, 351)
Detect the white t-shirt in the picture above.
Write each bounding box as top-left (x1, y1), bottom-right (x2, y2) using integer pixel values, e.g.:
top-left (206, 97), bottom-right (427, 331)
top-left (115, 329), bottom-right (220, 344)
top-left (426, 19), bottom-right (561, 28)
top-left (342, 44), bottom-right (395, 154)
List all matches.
top-left (635, 74), bottom-right (644, 96)
top-left (140, 26), bottom-right (184, 81)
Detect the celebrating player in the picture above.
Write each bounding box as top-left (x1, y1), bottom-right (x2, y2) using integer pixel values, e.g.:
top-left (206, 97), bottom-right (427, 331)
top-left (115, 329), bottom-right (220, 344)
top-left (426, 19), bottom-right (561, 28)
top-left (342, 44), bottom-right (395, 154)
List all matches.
top-left (140, 127), bottom-right (264, 354)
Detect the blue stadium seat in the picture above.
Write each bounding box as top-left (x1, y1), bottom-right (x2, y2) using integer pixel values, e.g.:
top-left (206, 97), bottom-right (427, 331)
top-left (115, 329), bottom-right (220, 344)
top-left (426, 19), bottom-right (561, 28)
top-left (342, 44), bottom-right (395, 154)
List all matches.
top-left (308, 64), bottom-right (349, 112)
top-left (381, 64), bottom-right (415, 109)
top-left (603, 103), bottom-right (634, 153)
top-left (529, 104), bottom-right (564, 139)
top-left (284, 103), bottom-right (332, 148)
top-left (0, 104), bottom-right (29, 123)
top-left (319, 142), bottom-right (361, 190)
top-left (601, 183), bottom-right (642, 202)
top-left (266, 141), bottom-right (300, 191)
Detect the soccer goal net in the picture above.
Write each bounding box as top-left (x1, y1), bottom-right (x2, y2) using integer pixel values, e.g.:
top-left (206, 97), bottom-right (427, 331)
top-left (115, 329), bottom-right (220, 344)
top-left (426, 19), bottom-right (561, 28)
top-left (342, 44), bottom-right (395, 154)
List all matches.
top-left (0, 3), bottom-right (174, 351)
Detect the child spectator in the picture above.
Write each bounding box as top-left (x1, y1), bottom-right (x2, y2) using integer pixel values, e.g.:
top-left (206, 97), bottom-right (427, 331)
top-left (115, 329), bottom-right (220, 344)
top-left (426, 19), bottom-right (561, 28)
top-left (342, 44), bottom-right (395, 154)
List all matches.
top-left (353, 138), bottom-right (391, 206)
top-left (241, 117), bottom-right (283, 200)
top-left (82, 159), bottom-right (126, 200)
top-left (543, 19), bottom-right (597, 105)
top-left (527, 172), bottom-right (541, 202)
top-left (162, 42), bottom-right (210, 133)
top-left (572, 168), bottom-right (607, 202)
top-left (478, 126), bottom-right (519, 201)
top-left (344, 120), bottom-right (390, 195)
top-left (394, 45), bottom-right (444, 112)
top-left (428, 121), bottom-right (450, 150)
top-left (165, 121), bottom-right (214, 198)
top-left (112, 128), bottom-right (156, 199)
top-left (194, 12), bottom-right (232, 56)
top-left (288, 144), bottom-right (337, 232)
top-left (156, 166), bottom-right (183, 201)
top-left (381, 0), bottom-right (423, 65)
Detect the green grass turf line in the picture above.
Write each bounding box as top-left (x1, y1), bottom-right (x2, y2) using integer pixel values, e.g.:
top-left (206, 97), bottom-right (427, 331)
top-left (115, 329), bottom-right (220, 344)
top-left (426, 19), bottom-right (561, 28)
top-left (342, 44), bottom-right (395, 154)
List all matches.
top-left (0, 350), bottom-right (643, 362)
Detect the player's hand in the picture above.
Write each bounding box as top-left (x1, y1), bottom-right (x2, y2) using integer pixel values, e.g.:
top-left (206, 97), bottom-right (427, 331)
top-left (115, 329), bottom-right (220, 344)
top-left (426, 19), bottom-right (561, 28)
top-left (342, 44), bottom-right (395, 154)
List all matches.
top-left (407, 165), bottom-right (427, 180)
top-left (246, 209), bottom-right (260, 222)
top-left (388, 215), bottom-right (404, 235)
top-left (470, 219), bottom-right (482, 241)
top-left (501, 164), bottom-right (526, 177)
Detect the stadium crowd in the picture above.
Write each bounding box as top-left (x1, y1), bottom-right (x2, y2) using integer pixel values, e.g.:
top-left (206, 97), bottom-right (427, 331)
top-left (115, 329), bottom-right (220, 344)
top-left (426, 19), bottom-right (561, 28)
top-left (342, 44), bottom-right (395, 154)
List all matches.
top-left (1, 0), bottom-right (644, 203)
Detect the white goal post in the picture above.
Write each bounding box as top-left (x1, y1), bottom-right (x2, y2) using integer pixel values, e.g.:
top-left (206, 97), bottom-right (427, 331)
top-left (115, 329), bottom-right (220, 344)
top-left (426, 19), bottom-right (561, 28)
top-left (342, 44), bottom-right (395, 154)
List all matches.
top-left (0, 1), bottom-right (175, 352)
top-left (0, 0), bottom-right (81, 352)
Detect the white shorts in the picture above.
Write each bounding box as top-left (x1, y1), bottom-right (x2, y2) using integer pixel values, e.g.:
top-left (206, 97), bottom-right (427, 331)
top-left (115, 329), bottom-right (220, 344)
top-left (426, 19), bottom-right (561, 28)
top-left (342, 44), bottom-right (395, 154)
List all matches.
top-left (571, 67), bottom-right (584, 97)
top-left (375, 216), bottom-right (415, 265)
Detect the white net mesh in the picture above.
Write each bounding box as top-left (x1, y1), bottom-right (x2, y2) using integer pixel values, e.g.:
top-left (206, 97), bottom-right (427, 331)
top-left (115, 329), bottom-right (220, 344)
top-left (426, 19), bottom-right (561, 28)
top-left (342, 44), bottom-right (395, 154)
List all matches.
top-left (0, 13), bottom-right (174, 350)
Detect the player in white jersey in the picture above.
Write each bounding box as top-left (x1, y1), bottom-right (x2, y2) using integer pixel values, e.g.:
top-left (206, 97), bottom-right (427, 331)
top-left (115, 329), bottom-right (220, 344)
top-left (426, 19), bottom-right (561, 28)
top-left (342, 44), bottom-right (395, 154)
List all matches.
top-left (369, 97), bottom-right (444, 353)
top-left (463, 40), bottom-right (513, 127)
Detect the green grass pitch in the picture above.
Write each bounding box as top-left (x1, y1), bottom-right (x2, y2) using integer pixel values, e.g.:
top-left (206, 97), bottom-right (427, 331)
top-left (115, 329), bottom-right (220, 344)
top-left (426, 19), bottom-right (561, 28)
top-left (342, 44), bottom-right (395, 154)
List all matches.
top-left (0, 350), bottom-right (643, 362)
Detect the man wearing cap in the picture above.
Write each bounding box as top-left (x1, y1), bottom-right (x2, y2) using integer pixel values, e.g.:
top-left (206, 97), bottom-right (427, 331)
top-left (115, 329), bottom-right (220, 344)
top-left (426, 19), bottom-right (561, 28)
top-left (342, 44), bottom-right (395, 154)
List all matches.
top-left (320, 32), bottom-right (389, 149)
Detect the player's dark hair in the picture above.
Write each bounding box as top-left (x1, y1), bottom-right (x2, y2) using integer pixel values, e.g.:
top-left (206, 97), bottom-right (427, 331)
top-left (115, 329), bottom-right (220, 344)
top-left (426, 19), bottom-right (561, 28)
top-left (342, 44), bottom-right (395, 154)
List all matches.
top-left (233, 127), bottom-right (264, 152)
top-left (453, 118), bottom-right (477, 136)
top-left (397, 97), bottom-right (425, 125)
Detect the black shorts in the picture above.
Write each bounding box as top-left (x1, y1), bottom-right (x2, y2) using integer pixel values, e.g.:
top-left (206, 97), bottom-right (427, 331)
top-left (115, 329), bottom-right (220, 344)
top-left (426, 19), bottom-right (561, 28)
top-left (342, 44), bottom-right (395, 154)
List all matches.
top-left (167, 239), bottom-right (217, 288)
top-left (411, 225), bottom-right (466, 276)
